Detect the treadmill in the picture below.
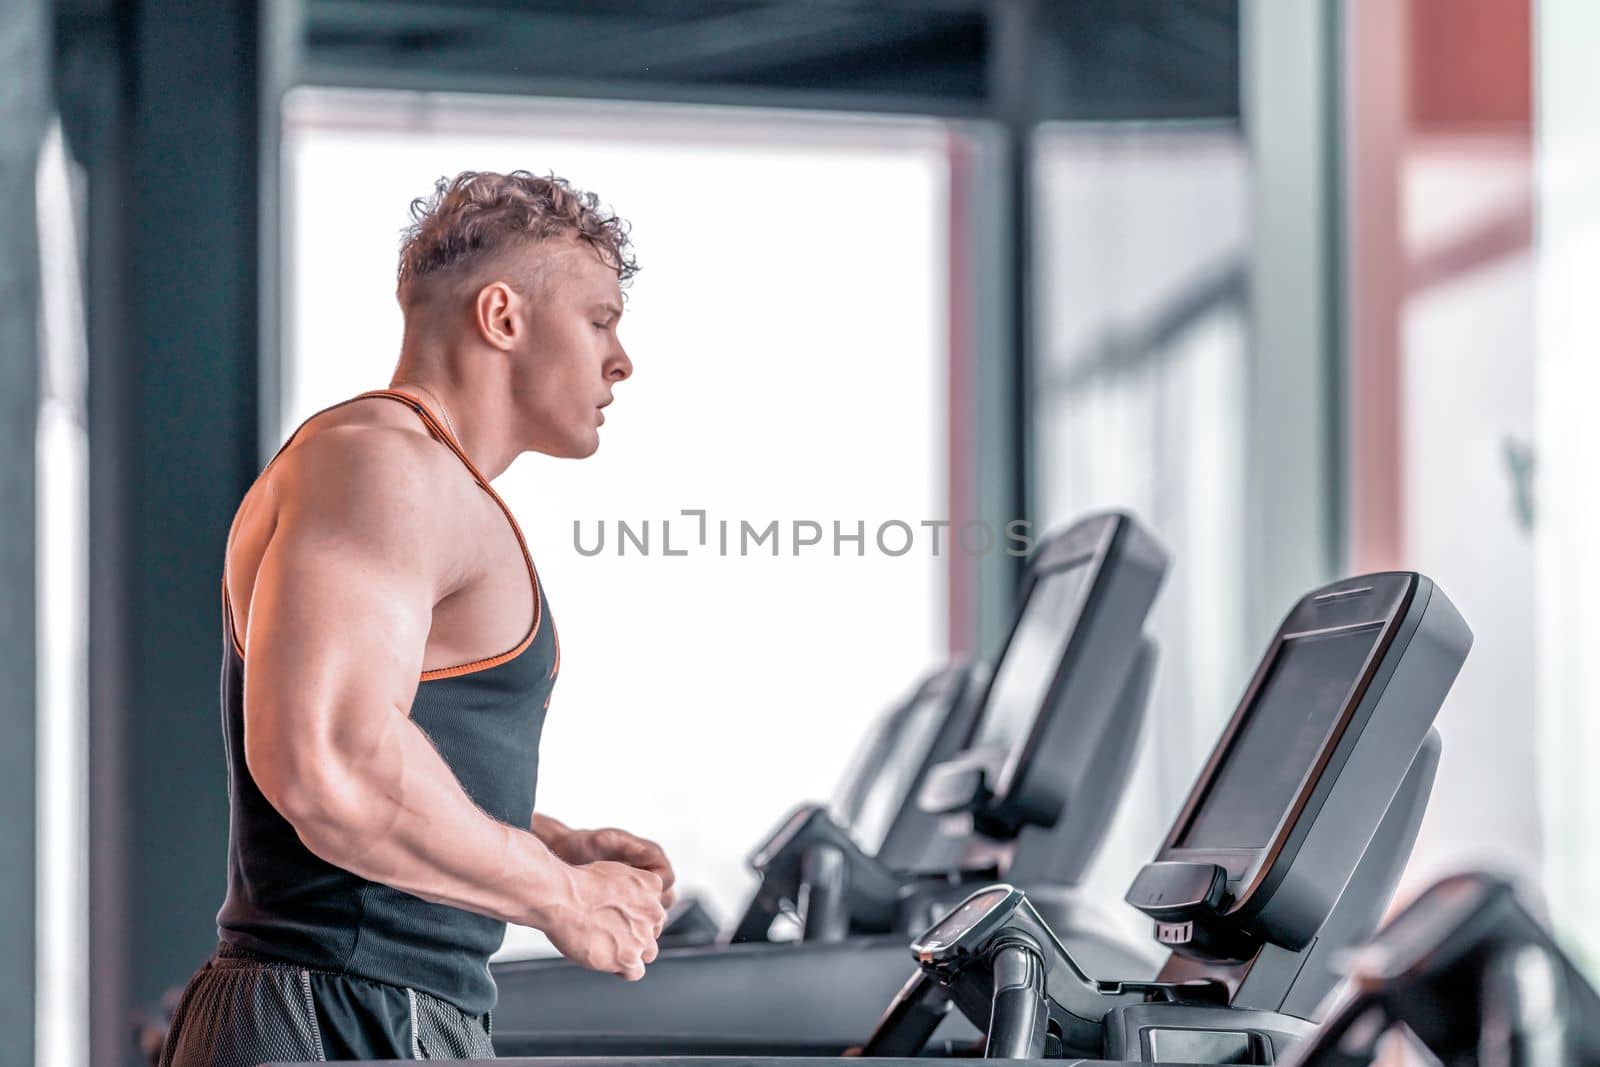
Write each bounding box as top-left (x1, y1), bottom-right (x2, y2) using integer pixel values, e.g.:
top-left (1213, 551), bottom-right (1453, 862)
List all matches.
top-left (858, 569), bottom-right (1471, 1062)
top-left (488, 511), bottom-right (1169, 1055)
top-left (653, 660), bottom-right (987, 947)
top-left (1281, 871), bottom-right (1600, 1067)
top-left (732, 510), bottom-right (1169, 946)
top-left (726, 658), bottom-right (989, 946)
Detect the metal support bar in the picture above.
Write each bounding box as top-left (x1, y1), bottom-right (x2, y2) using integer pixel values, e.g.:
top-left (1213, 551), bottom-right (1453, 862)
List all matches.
top-left (974, 0), bottom-right (1040, 651)
top-left (1240, 0), bottom-right (1343, 642)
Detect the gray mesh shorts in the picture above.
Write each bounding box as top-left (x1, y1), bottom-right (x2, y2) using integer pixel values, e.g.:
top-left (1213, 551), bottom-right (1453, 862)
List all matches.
top-left (158, 944), bottom-right (495, 1065)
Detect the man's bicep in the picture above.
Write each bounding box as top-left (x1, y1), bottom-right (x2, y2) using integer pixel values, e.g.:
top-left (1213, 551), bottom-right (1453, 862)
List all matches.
top-left (241, 489), bottom-right (437, 771)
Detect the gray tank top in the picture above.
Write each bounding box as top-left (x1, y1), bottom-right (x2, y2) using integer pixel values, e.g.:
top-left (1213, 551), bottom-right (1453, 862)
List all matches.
top-left (215, 389), bottom-right (559, 1013)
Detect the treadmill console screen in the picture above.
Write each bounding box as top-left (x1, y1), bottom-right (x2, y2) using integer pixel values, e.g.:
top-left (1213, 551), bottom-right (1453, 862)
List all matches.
top-left (971, 561), bottom-right (1093, 755)
top-left (1178, 626), bottom-right (1379, 850)
top-left (852, 686), bottom-right (951, 855)
top-left (917, 885), bottom-right (1014, 950)
top-left (751, 805), bottom-right (821, 869)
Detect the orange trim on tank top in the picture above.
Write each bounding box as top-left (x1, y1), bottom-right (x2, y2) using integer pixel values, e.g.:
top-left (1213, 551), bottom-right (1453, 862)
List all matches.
top-left (223, 389), bottom-right (544, 681)
top-left (224, 579), bottom-right (245, 661)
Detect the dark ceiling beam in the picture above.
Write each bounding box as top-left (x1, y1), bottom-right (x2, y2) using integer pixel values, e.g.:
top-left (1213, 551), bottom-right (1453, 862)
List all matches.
top-left (296, 56), bottom-right (991, 118)
top-left (308, 3), bottom-right (974, 87)
top-left (296, 0), bottom-right (1239, 120)
top-left (473, 8), bottom-right (946, 81)
top-left (308, 0), bottom-right (703, 31)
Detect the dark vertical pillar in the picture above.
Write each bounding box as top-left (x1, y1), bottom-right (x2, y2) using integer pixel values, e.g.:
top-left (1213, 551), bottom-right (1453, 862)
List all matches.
top-left (122, 0), bottom-right (263, 1034)
top-left (65, 4), bottom-right (266, 1062)
top-left (0, 1), bottom-right (47, 1064)
top-left (972, 0), bottom-right (1040, 650)
top-left (989, 0), bottom-right (1036, 536)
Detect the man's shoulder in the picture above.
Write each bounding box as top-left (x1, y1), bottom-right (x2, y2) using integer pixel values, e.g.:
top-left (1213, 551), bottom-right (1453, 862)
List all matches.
top-left (227, 406), bottom-right (478, 605)
top-left (280, 402), bottom-right (458, 481)
top-left (266, 410), bottom-right (471, 528)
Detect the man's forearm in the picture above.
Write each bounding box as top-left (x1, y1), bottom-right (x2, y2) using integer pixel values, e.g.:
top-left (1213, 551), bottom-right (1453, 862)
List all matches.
top-left (266, 710), bottom-right (578, 930)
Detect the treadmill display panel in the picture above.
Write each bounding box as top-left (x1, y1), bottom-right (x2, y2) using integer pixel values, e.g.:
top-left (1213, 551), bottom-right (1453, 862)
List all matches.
top-left (918, 885), bottom-right (1014, 949)
top-left (829, 712), bottom-right (897, 829)
top-left (750, 805), bottom-right (820, 869)
top-left (1178, 626), bottom-right (1380, 850)
top-left (851, 685), bottom-right (951, 854)
top-left (971, 561), bottom-right (1093, 755)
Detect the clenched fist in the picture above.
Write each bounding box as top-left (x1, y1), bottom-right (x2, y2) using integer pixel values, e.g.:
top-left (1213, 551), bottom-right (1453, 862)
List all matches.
top-left (561, 827), bottom-right (677, 909)
top-left (544, 860), bottom-right (667, 981)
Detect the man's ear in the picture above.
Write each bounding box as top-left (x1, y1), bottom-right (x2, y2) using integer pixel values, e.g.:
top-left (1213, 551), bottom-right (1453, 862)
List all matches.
top-left (475, 280), bottom-right (522, 351)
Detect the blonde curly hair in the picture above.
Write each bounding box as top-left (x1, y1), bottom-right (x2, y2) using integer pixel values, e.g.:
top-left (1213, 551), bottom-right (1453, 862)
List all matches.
top-left (396, 170), bottom-right (637, 308)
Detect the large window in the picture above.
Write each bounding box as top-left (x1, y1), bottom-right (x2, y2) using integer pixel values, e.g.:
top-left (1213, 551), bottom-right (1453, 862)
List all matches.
top-left (1344, 0), bottom-right (1600, 972)
top-left (282, 90), bottom-right (952, 949)
top-left (1343, 0), bottom-right (1540, 894)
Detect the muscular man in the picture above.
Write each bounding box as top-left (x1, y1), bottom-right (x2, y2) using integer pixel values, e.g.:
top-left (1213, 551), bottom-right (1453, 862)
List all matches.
top-left (160, 171), bottom-right (671, 1064)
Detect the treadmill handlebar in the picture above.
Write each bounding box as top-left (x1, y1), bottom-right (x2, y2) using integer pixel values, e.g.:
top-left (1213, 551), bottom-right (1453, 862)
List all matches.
top-left (917, 750), bottom-right (997, 817)
top-left (732, 804), bottom-right (903, 943)
top-left (733, 801), bottom-right (1013, 944)
top-left (890, 885), bottom-right (1227, 1058)
top-left (982, 938), bottom-right (1050, 1060)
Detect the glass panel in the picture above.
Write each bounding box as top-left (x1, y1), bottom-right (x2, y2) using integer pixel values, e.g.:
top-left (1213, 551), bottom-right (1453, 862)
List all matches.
top-left (1341, 0), bottom-right (1564, 951)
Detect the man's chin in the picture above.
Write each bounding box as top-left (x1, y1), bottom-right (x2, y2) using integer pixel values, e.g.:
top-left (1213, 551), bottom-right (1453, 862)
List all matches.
top-left (565, 434), bottom-right (602, 460)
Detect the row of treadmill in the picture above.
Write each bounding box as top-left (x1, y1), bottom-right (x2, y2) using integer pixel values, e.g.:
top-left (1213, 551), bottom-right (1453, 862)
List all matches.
top-left (270, 512), bottom-right (1600, 1066)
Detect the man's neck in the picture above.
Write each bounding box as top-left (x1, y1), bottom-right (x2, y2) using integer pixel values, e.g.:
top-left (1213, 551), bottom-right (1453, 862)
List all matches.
top-left (390, 361), bottom-right (518, 482)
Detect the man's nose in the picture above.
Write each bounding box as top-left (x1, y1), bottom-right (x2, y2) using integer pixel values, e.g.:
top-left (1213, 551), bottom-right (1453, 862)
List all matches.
top-left (609, 344), bottom-right (633, 381)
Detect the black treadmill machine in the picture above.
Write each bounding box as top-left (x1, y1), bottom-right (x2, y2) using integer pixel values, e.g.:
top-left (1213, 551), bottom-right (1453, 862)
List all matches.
top-left (663, 659), bottom-right (985, 947)
top-left (860, 571), bottom-right (1472, 1063)
top-left (734, 510), bottom-right (1170, 944)
top-left (1282, 871), bottom-right (1600, 1067)
top-left (488, 512), bottom-right (1168, 1055)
